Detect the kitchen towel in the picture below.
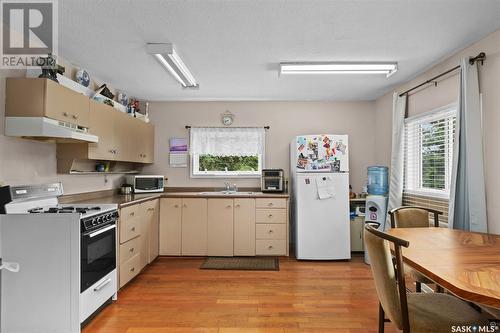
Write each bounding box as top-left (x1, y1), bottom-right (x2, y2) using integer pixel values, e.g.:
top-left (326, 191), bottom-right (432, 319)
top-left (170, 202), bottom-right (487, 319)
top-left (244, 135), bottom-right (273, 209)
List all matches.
top-left (316, 176), bottom-right (335, 200)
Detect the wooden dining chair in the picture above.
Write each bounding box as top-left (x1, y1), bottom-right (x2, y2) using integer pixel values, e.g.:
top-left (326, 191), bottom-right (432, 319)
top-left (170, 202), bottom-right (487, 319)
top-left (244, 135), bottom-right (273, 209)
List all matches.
top-left (388, 206), bottom-right (442, 292)
top-left (364, 224), bottom-right (489, 333)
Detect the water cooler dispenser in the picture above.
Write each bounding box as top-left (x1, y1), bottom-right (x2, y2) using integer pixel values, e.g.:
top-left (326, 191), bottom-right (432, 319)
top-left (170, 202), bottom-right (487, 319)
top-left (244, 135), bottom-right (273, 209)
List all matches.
top-left (364, 166), bottom-right (389, 264)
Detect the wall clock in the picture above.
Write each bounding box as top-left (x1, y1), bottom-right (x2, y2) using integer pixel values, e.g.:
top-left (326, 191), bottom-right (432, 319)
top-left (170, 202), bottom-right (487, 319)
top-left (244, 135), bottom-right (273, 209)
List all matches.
top-left (221, 111), bottom-right (234, 126)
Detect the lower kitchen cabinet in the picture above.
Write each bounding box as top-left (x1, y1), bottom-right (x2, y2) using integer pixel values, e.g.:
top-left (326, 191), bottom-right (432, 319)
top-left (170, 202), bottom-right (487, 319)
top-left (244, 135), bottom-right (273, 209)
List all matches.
top-left (118, 199), bottom-right (159, 289)
top-left (255, 198), bottom-right (288, 256)
top-left (159, 198), bottom-right (182, 255)
top-left (181, 198), bottom-right (208, 256)
top-left (142, 199), bottom-right (159, 263)
top-left (233, 198), bottom-right (256, 256)
top-left (207, 199), bottom-right (234, 256)
top-left (350, 216), bottom-right (364, 252)
top-left (159, 196), bottom-right (288, 258)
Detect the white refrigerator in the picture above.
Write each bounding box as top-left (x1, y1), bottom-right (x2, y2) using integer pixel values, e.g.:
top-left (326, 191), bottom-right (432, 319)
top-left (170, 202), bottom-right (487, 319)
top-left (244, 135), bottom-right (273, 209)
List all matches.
top-left (290, 135), bottom-right (351, 260)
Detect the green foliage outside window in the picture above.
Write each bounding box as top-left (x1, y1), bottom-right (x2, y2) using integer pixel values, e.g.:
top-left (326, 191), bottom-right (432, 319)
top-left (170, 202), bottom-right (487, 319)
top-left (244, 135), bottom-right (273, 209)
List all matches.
top-left (199, 155), bottom-right (259, 172)
top-left (420, 120), bottom-right (447, 190)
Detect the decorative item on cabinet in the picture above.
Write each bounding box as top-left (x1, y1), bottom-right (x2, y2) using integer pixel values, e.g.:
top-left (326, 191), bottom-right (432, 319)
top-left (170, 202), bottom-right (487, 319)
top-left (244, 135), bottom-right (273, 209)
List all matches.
top-left (75, 68), bottom-right (91, 87)
top-left (116, 91), bottom-right (128, 106)
top-left (37, 53), bottom-right (65, 83)
top-left (95, 84), bottom-right (114, 99)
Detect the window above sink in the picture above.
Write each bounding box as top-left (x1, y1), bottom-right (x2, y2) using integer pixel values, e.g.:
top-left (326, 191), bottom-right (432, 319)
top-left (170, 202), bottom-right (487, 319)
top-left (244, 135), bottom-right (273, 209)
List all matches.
top-left (189, 127), bottom-right (265, 178)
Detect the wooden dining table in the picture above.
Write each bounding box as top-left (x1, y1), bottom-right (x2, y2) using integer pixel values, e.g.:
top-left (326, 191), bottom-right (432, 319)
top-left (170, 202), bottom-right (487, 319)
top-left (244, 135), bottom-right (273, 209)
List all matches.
top-left (388, 227), bottom-right (500, 308)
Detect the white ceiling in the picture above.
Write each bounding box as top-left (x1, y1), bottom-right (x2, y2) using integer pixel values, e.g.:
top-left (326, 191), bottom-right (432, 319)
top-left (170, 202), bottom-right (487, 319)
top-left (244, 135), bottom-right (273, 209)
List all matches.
top-left (59, 0), bottom-right (500, 101)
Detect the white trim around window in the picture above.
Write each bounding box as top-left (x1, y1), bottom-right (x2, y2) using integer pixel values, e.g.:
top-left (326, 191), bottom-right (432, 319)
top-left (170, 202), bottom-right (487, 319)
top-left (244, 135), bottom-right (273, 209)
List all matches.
top-left (403, 104), bottom-right (457, 199)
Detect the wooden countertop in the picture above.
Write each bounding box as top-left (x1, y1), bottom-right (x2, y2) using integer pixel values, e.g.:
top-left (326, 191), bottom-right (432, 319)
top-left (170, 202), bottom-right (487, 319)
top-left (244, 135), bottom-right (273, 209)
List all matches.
top-left (70, 191), bottom-right (289, 208)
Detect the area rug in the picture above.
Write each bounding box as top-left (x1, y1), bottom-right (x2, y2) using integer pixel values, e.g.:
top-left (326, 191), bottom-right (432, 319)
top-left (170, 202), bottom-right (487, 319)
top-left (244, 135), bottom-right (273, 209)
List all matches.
top-left (200, 256), bottom-right (279, 271)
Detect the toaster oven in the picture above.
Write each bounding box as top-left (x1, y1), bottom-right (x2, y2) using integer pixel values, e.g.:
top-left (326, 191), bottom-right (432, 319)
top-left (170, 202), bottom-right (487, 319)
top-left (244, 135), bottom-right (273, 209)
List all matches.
top-left (261, 169), bottom-right (284, 192)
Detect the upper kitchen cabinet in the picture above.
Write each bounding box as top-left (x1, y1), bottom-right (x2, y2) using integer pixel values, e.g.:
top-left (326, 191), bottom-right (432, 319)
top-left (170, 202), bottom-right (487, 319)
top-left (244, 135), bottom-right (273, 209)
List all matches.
top-left (6, 78), bottom-right (90, 128)
top-left (57, 101), bottom-right (155, 171)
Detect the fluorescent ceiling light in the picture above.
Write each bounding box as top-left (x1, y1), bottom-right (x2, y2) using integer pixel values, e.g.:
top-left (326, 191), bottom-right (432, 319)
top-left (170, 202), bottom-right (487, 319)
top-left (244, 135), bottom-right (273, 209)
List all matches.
top-left (280, 62), bottom-right (398, 77)
top-left (147, 43), bottom-right (198, 88)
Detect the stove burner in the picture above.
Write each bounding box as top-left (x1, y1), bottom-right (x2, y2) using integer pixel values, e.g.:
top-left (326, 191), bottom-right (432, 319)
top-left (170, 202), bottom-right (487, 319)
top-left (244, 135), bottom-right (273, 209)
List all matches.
top-left (45, 207), bottom-right (73, 213)
top-left (27, 206), bottom-right (102, 214)
top-left (75, 207), bottom-right (101, 214)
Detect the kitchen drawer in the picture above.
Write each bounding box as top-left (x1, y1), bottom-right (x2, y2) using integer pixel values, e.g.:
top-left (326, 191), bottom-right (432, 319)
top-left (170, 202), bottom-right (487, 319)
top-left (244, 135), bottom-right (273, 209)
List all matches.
top-left (119, 253), bottom-right (141, 288)
top-left (256, 239), bottom-right (286, 256)
top-left (120, 205), bottom-right (141, 244)
top-left (256, 208), bottom-right (287, 224)
top-left (119, 236), bottom-right (141, 264)
top-left (256, 198), bottom-right (287, 209)
top-left (256, 224), bottom-right (286, 240)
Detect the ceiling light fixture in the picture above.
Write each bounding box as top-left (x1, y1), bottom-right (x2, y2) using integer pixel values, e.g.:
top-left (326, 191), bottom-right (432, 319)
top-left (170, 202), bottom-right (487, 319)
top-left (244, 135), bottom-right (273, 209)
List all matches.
top-left (279, 62), bottom-right (398, 77)
top-left (147, 43), bottom-right (198, 88)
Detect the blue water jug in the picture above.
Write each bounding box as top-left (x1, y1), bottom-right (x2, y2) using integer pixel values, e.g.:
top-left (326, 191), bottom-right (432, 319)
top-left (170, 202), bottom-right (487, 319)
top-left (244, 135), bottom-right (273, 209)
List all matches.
top-left (367, 166), bottom-right (389, 195)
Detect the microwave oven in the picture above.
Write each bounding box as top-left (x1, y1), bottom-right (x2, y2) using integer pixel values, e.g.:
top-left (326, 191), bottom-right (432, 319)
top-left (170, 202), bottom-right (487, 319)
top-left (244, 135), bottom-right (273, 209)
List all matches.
top-left (125, 175), bottom-right (165, 193)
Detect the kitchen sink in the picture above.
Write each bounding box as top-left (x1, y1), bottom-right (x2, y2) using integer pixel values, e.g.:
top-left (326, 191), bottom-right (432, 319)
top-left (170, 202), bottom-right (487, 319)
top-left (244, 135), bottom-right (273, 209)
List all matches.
top-left (197, 191), bottom-right (258, 196)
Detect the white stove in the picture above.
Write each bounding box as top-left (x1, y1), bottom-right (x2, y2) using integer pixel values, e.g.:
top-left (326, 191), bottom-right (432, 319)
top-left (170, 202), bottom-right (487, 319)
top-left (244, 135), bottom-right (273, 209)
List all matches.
top-left (0, 182), bottom-right (118, 332)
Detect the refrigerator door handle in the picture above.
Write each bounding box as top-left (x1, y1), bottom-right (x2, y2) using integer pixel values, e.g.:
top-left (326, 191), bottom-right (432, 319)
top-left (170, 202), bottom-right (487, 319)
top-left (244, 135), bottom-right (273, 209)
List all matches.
top-left (0, 261), bottom-right (20, 273)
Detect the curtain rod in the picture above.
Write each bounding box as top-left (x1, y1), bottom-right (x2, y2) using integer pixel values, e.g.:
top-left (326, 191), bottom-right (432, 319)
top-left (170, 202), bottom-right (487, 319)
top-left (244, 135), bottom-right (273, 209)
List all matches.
top-left (398, 52), bottom-right (486, 97)
top-left (185, 126), bottom-right (270, 129)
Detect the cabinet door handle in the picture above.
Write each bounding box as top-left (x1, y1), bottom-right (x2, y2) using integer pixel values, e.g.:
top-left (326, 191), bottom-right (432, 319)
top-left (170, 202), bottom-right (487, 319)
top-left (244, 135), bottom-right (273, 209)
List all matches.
top-left (268, 203), bottom-right (274, 207)
top-left (268, 214), bottom-right (273, 218)
top-left (130, 212), bottom-right (135, 216)
top-left (235, 204), bottom-right (240, 208)
top-left (129, 247), bottom-right (134, 252)
top-left (268, 245), bottom-right (273, 249)
top-left (174, 204), bottom-right (179, 208)
top-left (131, 226), bottom-right (136, 231)
top-left (268, 229), bottom-right (273, 233)
top-left (183, 204), bottom-right (187, 208)
top-left (72, 114), bottom-right (78, 119)
top-left (63, 112), bottom-right (69, 117)
top-left (226, 205), bottom-right (232, 208)
top-left (147, 207), bottom-right (155, 211)
top-left (130, 267), bottom-right (135, 272)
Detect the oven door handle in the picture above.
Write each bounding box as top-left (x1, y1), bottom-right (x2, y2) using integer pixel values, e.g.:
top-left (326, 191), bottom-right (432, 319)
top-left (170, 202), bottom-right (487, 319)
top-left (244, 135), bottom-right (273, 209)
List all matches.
top-left (88, 224), bottom-right (116, 238)
top-left (93, 278), bottom-right (112, 292)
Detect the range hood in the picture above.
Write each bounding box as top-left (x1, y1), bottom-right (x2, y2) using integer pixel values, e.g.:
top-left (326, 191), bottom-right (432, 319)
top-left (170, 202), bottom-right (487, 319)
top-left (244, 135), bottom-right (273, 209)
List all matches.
top-left (4, 117), bottom-right (98, 143)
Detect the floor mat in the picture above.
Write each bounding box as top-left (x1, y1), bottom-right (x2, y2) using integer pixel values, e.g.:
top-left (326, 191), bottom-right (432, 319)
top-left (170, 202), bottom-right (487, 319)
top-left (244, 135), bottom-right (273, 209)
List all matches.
top-left (200, 256), bottom-right (279, 271)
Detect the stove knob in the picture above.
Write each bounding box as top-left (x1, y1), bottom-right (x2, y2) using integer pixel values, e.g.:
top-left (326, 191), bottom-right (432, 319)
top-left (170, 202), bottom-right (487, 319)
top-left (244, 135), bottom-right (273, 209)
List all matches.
top-left (92, 219), bottom-right (98, 226)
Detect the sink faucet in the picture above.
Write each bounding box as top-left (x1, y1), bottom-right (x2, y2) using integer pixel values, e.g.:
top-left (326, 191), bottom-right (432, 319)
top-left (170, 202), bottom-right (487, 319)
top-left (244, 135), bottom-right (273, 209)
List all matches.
top-left (224, 181), bottom-right (237, 193)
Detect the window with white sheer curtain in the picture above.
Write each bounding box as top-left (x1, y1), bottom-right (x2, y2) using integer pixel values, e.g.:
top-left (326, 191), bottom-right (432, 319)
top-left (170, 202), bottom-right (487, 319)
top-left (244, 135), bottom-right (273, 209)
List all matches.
top-left (189, 127), bottom-right (265, 177)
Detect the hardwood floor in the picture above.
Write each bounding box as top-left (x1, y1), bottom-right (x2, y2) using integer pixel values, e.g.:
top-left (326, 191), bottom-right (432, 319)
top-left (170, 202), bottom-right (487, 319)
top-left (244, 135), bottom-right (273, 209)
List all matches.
top-left (82, 255), bottom-right (397, 333)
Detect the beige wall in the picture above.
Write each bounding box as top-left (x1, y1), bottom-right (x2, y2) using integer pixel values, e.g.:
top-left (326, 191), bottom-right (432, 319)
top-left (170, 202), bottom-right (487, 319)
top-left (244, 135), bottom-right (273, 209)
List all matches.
top-left (143, 101), bottom-right (377, 193)
top-left (374, 28), bottom-right (500, 234)
top-left (0, 62), bottom-right (124, 194)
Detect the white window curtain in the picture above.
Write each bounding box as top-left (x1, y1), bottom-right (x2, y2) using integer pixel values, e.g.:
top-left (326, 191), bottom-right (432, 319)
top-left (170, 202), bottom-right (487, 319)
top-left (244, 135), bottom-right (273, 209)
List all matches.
top-left (189, 127), bottom-right (265, 156)
top-left (448, 58), bottom-right (487, 232)
top-left (387, 93), bottom-right (407, 228)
